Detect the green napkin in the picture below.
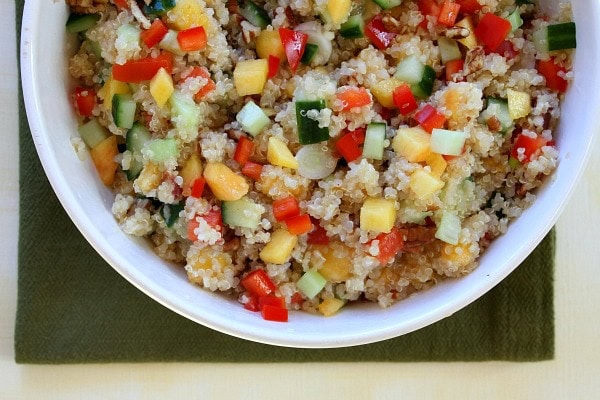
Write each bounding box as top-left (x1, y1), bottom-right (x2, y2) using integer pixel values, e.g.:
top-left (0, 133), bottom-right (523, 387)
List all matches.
top-left (14, 0), bottom-right (554, 363)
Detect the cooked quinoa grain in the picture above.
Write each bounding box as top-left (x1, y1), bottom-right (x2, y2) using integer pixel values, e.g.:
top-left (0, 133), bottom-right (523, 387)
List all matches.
top-left (67, 0), bottom-right (575, 320)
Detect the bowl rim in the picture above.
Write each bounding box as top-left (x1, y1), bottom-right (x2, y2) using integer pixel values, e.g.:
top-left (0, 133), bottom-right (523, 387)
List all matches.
top-left (19, 0), bottom-right (600, 348)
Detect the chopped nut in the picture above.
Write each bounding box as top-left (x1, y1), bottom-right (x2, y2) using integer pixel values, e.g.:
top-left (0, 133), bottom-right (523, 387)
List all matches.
top-left (486, 116), bottom-right (502, 132)
top-left (464, 46), bottom-right (485, 75)
top-left (445, 26), bottom-right (471, 40)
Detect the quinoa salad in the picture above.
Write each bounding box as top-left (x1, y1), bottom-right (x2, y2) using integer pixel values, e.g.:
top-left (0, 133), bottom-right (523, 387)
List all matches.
top-left (66, 0), bottom-right (576, 321)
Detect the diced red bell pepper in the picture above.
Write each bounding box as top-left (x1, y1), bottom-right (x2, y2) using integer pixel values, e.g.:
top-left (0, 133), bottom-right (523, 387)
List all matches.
top-left (365, 15), bottom-right (397, 50)
top-left (190, 177), bottom-right (206, 198)
top-left (445, 59), bottom-right (464, 82)
top-left (140, 19), bottom-right (168, 48)
top-left (415, 104), bottom-right (446, 133)
top-left (177, 26), bottom-right (207, 52)
top-left (182, 66), bottom-right (216, 100)
top-left (455, 0), bottom-right (481, 15)
top-left (261, 304), bottom-right (288, 322)
top-left (113, 0), bottom-right (129, 10)
top-left (349, 127), bottom-right (366, 145)
top-left (393, 83), bottom-right (418, 115)
top-left (374, 227), bottom-right (404, 264)
top-left (285, 214), bottom-right (313, 235)
top-left (112, 53), bottom-right (173, 83)
top-left (307, 220), bottom-right (330, 245)
top-left (267, 55), bottom-right (280, 79)
top-left (418, 0), bottom-right (441, 28)
top-left (272, 196), bottom-right (300, 221)
top-left (241, 161), bottom-right (263, 180)
top-left (278, 28), bottom-right (308, 74)
top-left (258, 295), bottom-right (286, 310)
top-left (290, 292), bottom-right (304, 305)
top-left (510, 133), bottom-right (548, 163)
top-left (537, 58), bottom-right (569, 93)
top-left (336, 87), bottom-right (372, 111)
top-left (244, 295), bottom-right (260, 312)
top-left (438, 1), bottom-right (461, 27)
top-left (187, 209), bottom-right (223, 241)
top-left (241, 269), bottom-right (277, 297)
top-left (233, 136), bottom-right (254, 166)
top-left (335, 132), bottom-right (362, 163)
top-left (73, 87), bottom-right (96, 117)
top-left (474, 13), bottom-right (512, 51)
top-left (488, 40), bottom-right (519, 59)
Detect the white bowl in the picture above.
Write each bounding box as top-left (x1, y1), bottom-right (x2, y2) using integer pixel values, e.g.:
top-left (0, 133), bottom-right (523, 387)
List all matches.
top-left (20, 0), bottom-right (598, 348)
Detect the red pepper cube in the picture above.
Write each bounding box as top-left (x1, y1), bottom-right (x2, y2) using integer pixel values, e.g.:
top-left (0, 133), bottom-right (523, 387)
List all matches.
top-left (511, 133), bottom-right (548, 163)
top-left (349, 127), bottom-right (366, 145)
top-left (415, 104), bottom-right (446, 133)
top-left (278, 28), bottom-right (308, 74)
top-left (392, 84), bottom-right (418, 115)
top-left (418, 0), bottom-right (441, 28)
top-left (261, 304), bottom-right (288, 322)
top-left (307, 221), bottom-right (330, 245)
top-left (474, 13), bottom-right (512, 51)
top-left (537, 58), bottom-right (569, 93)
top-left (335, 133), bottom-right (362, 163)
top-left (365, 15), bottom-right (397, 50)
top-left (455, 0), bottom-right (481, 15)
top-left (267, 55), bottom-right (280, 78)
top-left (177, 26), bottom-right (208, 52)
top-left (73, 87), bottom-right (96, 117)
top-left (374, 227), bottom-right (405, 265)
top-left (244, 295), bottom-right (260, 312)
top-left (112, 53), bottom-right (173, 83)
top-left (233, 136), bottom-right (254, 166)
top-left (182, 66), bottom-right (216, 100)
top-left (445, 59), bottom-right (464, 82)
top-left (140, 19), bottom-right (168, 48)
top-left (272, 196), bottom-right (300, 221)
top-left (190, 177), bottom-right (206, 198)
top-left (285, 214), bottom-right (313, 235)
top-left (113, 0), bottom-right (129, 9)
top-left (258, 295), bottom-right (286, 310)
top-left (336, 87), bottom-right (372, 111)
top-left (438, 1), bottom-right (461, 27)
top-left (241, 269), bottom-right (277, 297)
top-left (241, 161), bottom-right (263, 180)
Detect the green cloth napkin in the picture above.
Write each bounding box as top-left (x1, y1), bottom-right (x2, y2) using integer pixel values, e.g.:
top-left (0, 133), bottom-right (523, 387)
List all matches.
top-left (14, 0), bottom-right (554, 363)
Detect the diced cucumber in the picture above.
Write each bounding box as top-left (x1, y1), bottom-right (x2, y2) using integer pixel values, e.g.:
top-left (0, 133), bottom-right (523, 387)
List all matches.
top-left (236, 101), bottom-right (271, 137)
top-left (125, 123), bottom-right (152, 180)
top-left (170, 90), bottom-right (201, 138)
top-left (435, 211), bottom-right (461, 245)
top-left (371, 0), bottom-right (402, 10)
top-left (533, 22), bottom-right (577, 52)
top-left (394, 55), bottom-right (436, 99)
top-left (296, 144), bottom-right (337, 180)
top-left (116, 24), bottom-right (141, 51)
top-left (430, 129), bottom-right (467, 156)
top-left (240, 0), bottom-right (271, 29)
top-left (479, 97), bottom-right (513, 133)
top-left (143, 0), bottom-right (177, 16)
top-left (295, 100), bottom-right (330, 144)
top-left (78, 118), bottom-right (109, 149)
top-left (146, 138), bottom-right (178, 163)
top-left (297, 269), bottom-right (327, 299)
top-left (66, 13), bottom-right (100, 33)
top-left (363, 122), bottom-right (386, 160)
top-left (159, 30), bottom-right (186, 56)
top-left (222, 196), bottom-right (264, 229)
top-left (438, 37), bottom-right (462, 64)
top-left (112, 93), bottom-right (137, 129)
top-left (301, 43), bottom-right (319, 65)
top-left (161, 202), bottom-right (185, 227)
top-left (340, 14), bottom-right (365, 39)
top-left (507, 8), bottom-right (523, 32)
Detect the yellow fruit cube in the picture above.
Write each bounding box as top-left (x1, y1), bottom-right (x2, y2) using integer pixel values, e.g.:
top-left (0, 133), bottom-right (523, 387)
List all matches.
top-left (167, 0), bottom-right (210, 30)
top-left (99, 75), bottom-right (130, 111)
top-left (327, 0), bottom-right (351, 25)
top-left (260, 229), bottom-right (298, 264)
top-left (90, 135), bottom-right (118, 186)
top-left (255, 30), bottom-right (286, 61)
top-left (507, 89), bottom-right (531, 120)
top-left (455, 17), bottom-right (478, 49)
top-left (318, 297), bottom-right (345, 317)
top-left (311, 244), bottom-right (352, 282)
top-left (425, 153), bottom-right (447, 177)
top-left (203, 162), bottom-right (249, 201)
top-left (392, 127), bottom-right (432, 163)
top-left (149, 67), bottom-right (174, 108)
top-left (180, 153), bottom-right (203, 196)
top-left (234, 59), bottom-right (269, 96)
top-left (440, 243), bottom-right (474, 268)
top-left (360, 197), bottom-right (396, 233)
top-left (371, 78), bottom-right (403, 109)
top-left (267, 137), bottom-right (298, 169)
top-left (409, 168), bottom-right (445, 200)
top-left (136, 162), bottom-right (162, 194)
top-left (186, 247), bottom-right (233, 284)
